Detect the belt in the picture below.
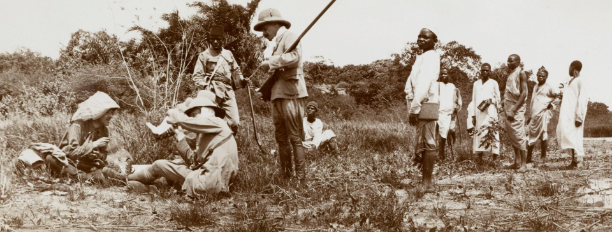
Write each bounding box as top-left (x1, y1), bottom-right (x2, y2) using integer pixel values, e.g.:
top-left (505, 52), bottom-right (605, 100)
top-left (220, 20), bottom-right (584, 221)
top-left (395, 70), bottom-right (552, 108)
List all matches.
top-left (212, 76), bottom-right (231, 85)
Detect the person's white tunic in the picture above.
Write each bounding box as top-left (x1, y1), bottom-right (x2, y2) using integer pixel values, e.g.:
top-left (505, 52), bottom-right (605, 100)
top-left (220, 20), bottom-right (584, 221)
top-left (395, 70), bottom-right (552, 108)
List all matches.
top-left (404, 50), bottom-right (440, 114)
top-left (437, 82), bottom-right (456, 138)
top-left (466, 102), bottom-right (474, 130)
top-left (556, 77), bottom-right (588, 157)
top-left (472, 79), bottom-right (501, 154)
top-left (303, 117), bottom-right (336, 151)
top-left (527, 82), bottom-right (559, 145)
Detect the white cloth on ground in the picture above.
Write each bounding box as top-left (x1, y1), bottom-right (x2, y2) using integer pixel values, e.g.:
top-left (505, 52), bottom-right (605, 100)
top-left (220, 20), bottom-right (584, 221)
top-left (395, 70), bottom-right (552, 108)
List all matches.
top-left (303, 117), bottom-right (336, 150)
top-left (556, 76), bottom-right (588, 157)
top-left (472, 79), bottom-right (501, 154)
top-left (404, 50), bottom-right (440, 114)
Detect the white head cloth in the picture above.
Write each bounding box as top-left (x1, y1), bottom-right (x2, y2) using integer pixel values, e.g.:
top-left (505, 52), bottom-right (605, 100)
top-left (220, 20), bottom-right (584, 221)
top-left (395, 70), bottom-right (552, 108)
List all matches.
top-left (71, 91), bottom-right (119, 122)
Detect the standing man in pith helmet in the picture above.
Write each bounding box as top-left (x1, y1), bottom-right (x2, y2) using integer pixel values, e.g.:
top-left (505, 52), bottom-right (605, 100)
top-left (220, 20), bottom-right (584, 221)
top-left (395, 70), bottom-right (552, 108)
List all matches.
top-left (193, 25), bottom-right (246, 134)
top-left (255, 8), bottom-right (308, 181)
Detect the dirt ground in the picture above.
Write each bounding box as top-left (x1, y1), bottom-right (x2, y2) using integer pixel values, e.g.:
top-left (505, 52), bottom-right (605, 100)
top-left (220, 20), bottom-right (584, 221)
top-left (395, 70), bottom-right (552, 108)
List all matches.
top-left (1, 139), bottom-right (612, 231)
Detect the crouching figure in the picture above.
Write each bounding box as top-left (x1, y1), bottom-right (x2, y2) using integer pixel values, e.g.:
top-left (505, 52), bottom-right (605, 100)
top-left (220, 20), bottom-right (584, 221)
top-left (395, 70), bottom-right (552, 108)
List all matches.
top-left (128, 90), bottom-right (238, 197)
top-left (42, 91), bottom-right (126, 182)
top-left (302, 101), bottom-right (338, 155)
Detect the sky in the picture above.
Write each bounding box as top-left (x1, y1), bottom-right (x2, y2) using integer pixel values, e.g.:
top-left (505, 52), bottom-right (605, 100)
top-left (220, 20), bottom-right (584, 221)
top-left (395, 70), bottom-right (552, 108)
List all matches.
top-left (1, 0), bottom-right (611, 107)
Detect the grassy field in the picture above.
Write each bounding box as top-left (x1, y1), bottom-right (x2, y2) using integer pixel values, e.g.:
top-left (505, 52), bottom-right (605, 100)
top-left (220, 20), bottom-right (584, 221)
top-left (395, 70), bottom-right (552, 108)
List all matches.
top-left (1, 87), bottom-right (612, 231)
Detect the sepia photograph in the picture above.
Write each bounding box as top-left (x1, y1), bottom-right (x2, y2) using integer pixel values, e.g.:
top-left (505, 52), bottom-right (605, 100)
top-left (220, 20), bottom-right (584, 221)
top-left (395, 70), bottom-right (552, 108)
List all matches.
top-left (1, 0), bottom-right (612, 231)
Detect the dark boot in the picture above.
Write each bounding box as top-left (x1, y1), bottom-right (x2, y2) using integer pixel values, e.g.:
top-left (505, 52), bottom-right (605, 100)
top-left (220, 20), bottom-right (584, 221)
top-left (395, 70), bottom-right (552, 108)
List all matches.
top-left (278, 147), bottom-right (292, 179)
top-left (527, 145), bottom-right (534, 163)
top-left (293, 145), bottom-right (306, 181)
top-left (518, 150), bottom-right (528, 171)
top-left (422, 151), bottom-right (437, 191)
top-left (439, 138), bottom-right (446, 161)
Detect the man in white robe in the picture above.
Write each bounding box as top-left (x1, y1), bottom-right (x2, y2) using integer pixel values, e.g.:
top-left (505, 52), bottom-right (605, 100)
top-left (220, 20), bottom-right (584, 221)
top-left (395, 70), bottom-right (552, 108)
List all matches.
top-left (437, 68), bottom-right (461, 160)
top-left (557, 60), bottom-right (588, 169)
top-left (526, 66), bottom-right (560, 164)
top-left (405, 28), bottom-right (440, 190)
top-left (472, 63), bottom-right (501, 162)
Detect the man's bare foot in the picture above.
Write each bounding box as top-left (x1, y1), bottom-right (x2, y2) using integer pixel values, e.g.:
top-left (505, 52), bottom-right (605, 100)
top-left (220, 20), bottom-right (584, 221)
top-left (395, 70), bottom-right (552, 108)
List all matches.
top-left (566, 161), bottom-right (583, 170)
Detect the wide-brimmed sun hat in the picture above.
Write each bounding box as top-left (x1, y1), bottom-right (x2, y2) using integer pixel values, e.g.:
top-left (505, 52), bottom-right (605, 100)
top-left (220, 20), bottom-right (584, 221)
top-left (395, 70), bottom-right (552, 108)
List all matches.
top-left (175, 97), bottom-right (193, 113)
top-left (185, 90), bottom-right (225, 118)
top-left (254, 8), bottom-right (291, 32)
top-left (71, 92), bottom-right (120, 122)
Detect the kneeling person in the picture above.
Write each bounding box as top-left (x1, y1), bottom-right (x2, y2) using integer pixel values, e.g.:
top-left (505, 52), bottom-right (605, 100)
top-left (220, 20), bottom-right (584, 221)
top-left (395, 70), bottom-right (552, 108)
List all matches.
top-left (302, 101), bottom-right (338, 154)
top-left (128, 90), bottom-right (239, 197)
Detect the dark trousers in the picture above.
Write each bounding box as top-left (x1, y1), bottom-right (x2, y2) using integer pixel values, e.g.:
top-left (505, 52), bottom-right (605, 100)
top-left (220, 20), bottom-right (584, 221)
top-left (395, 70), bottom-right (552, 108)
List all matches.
top-left (273, 98), bottom-right (306, 179)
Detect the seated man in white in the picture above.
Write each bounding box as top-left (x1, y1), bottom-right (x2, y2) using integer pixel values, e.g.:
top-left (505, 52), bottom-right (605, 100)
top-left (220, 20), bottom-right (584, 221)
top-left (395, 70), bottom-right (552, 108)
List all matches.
top-left (302, 101), bottom-right (339, 155)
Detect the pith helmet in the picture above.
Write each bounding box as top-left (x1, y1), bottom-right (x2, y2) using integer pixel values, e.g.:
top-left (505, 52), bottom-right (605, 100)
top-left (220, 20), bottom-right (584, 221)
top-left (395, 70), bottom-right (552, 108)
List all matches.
top-left (210, 25), bottom-right (225, 37)
top-left (184, 90), bottom-right (225, 118)
top-left (254, 8), bottom-right (291, 32)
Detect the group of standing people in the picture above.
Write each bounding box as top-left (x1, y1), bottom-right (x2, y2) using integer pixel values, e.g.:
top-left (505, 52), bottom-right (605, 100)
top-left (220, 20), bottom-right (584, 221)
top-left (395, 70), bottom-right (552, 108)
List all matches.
top-left (405, 27), bottom-right (589, 191)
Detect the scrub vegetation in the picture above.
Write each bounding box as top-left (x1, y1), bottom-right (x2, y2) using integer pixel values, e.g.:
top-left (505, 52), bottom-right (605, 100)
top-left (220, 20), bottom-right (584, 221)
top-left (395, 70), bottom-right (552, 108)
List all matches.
top-left (1, 0), bottom-right (612, 231)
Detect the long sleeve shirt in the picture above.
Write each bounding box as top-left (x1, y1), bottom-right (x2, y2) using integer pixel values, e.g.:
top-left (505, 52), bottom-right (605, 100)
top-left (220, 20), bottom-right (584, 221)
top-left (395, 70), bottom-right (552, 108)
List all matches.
top-left (59, 120), bottom-right (109, 162)
top-left (166, 109), bottom-right (233, 170)
top-left (404, 50), bottom-right (440, 114)
top-left (193, 48), bottom-right (243, 91)
top-left (268, 29), bottom-right (308, 100)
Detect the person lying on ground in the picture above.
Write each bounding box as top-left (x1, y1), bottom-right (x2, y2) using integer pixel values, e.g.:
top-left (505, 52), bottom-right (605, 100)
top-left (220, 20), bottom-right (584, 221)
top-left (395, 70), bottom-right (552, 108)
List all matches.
top-left (302, 101), bottom-right (338, 155)
top-left (44, 91), bottom-right (126, 183)
top-left (128, 90), bottom-right (239, 197)
top-left (526, 66), bottom-right (560, 165)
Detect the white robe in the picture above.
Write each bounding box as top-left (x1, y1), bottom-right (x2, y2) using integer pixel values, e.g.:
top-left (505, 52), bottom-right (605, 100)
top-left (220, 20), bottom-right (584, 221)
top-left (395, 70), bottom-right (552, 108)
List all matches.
top-left (437, 82), bottom-right (456, 138)
top-left (466, 102), bottom-right (474, 130)
top-left (404, 50), bottom-right (440, 114)
top-left (303, 118), bottom-right (336, 151)
top-left (556, 77), bottom-right (588, 157)
top-left (472, 79), bottom-right (501, 154)
top-left (527, 82), bottom-right (559, 145)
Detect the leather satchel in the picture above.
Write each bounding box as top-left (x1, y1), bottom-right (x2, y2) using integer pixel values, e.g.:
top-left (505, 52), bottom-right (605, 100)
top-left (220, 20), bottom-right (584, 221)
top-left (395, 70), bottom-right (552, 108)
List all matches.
top-left (417, 82), bottom-right (440, 120)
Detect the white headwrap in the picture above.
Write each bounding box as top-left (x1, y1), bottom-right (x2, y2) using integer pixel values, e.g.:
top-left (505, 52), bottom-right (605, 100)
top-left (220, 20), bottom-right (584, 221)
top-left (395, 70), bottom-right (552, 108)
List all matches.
top-left (71, 92), bottom-right (120, 122)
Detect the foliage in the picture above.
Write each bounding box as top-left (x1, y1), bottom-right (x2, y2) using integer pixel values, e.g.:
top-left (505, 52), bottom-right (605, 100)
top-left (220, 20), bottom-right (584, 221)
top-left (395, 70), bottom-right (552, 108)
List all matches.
top-left (584, 101), bottom-right (612, 137)
top-left (475, 118), bottom-right (504, 151)
top-left (0, 48), bottom-right (54, 74)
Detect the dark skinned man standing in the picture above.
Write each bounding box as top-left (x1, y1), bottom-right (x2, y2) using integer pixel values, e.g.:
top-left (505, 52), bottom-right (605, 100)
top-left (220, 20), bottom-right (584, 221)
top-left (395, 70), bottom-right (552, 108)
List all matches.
top-left (504, 54), bottom-right (528, 171)
top-left (557, 61), bottom-right (588, 169)
top-left (405, 28), bottom-right (440, 191)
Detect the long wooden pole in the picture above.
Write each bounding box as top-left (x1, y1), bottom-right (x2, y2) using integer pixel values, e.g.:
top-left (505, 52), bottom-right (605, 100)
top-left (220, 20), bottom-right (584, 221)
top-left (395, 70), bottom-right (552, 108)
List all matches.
top-left (258, 0), bottom-right (336, 101)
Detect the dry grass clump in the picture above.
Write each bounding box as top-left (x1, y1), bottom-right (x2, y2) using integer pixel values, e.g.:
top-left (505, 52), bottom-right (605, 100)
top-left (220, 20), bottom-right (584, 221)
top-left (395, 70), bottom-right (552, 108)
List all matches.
top-left (169, 200), bottom-right (216, 228)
